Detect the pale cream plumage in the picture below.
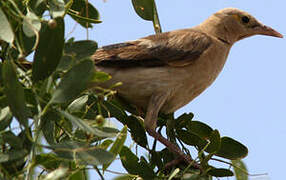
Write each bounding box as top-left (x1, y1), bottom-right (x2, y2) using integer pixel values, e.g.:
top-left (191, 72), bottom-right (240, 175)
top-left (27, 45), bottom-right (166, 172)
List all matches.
top-left (91, 8), bottom-right (283, 165)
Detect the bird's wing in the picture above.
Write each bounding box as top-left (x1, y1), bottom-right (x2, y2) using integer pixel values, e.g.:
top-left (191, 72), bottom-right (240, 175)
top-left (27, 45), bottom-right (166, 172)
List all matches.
top-left (92, 29), bottom-right (212, 67)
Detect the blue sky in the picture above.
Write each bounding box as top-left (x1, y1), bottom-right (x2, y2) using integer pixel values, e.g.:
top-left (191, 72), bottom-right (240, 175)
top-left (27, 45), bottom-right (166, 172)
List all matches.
top-left (66, 0), bottom-right (285, 179)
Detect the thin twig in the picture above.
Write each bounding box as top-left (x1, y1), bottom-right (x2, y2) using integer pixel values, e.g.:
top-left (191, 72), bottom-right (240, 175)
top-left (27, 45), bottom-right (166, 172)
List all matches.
top-left (94, 166), bottom-right (104, 180)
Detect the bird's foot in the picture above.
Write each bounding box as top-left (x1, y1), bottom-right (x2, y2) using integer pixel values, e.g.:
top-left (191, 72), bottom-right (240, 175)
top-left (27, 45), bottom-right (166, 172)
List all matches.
top-left (164, 156), bottom-right (185, 170)
top-left (146, 128), bottom-right (200, 169)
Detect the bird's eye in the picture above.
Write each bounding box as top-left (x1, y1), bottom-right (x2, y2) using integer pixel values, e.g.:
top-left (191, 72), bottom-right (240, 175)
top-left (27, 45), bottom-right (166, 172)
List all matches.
top-left (241, 16), bottom-right (250, 23)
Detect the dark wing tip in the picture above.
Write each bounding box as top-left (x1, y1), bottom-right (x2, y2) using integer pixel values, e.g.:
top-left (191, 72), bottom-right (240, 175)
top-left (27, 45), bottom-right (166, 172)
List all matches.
top-left (101, 42), bottom-right (133, 51)
top-left (96, 58), bottom-right (166, 68)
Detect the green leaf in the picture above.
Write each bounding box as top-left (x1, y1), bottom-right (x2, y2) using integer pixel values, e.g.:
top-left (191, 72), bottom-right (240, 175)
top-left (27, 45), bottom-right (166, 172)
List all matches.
top-left (69, 169), bottom-right (88, 180)
top-left (24, 88), bottom-right (38, 116)
top-left (0, 8), bottom-right (14, 43)
top-left (138, 156), bottom-right (156, 179)
top-left (41, 110), bottom-right (59, 145)
top-left (89, 71), bottom-right (111, 83)
top-left (2, 60), bottom-right (29, 126)
top-left (49, 0), bottom-right (65, 18)
top-left (102, 100), bottom-right (128, 124)
top-left (50, 59), bottom-right (94, 103)
top-left (32, 17), bottom-right (64, 82)
top-left (215, 137), bottom-right (248, 160)
top-left (35, 153), bottom-right (62, 170)
top-left (232, 160), bottom-right (248, 180)
top-left (113, 175), bottom-right (135, 180)
top-left (68, 10), bottom-right (102, 26)
top-left (0, 149), bottom-right (28, 163)
top-left (103, 126), bottom-right (127, 170)
top-left (99, 139), bottom-right (113, 150)
top-left (0, 96), bottom-right (8, 109)
top-left (126, 116), bottom-right (148, 147)
top-left (0, 107), bottom-right (12, 131)
top-left (160, 148), bottom-right (175, 165)
top-left (52, 141), bottom-right (115, 165)
top-left (131, 0), bottom-right (154, 21)
top-left (18, 129), bottom-right (33, 151)
top-left (0, 130), bottom-right (30, 174)
top-left (28, 0), bottom-right (47, 16)
top-left (59, 110), bottom-right (117, 138)
top-left (58, 40), bottom-right (98, 71)
top-left (150, 151), bottom-right (163, 170)
top-left (77, 148), bottom-right (115, 166)
top-left (176, 129), bottom-right (206, 147)
top-left (207, 168), bottom-right (234, 177)
top-left (1, 131), bottom-right (23, 149)
top-left (23, 9), bottom-right (41, 37)
top-left (68, 0), bottom-right (101, 28)
top-left (182, 174), bottom-right (212, 180)
top-left (175, 113), bottom-right (194, 129)
top-left (168, 168), bottom-right (180, 180)
top-left (0, 155), bottom-right (27, 174)
top-left (43, 167), bottom-right (68, 180)
top-left (187, 121), bottom-right (213, 140)
top-left (64, 40), bottom-right (98, 60)
top-left (67, 95), bottom-right (88, 112)
top-left (16, 26), bottom-right (36, 56)
top-left (119, 146), bottom-right (140, 174)
top-left (205, 130), bottom-right (221, 153)
top-left (0, 63), bottom-right (3, 85)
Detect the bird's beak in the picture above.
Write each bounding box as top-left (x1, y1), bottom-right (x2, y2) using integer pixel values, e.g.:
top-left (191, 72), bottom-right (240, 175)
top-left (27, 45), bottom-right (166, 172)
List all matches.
top-left (254, 24), bottom-right (283, 38)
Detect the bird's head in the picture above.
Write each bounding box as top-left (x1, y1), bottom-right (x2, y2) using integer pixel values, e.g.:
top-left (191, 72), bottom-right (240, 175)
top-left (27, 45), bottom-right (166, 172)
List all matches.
top-left (199, 8), bottom-right (283, 44)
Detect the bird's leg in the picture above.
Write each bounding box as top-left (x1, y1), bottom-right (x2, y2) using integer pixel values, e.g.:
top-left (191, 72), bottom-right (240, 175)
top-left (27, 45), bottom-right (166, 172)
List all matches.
top-left (144, 93), bottom-right (196, 166)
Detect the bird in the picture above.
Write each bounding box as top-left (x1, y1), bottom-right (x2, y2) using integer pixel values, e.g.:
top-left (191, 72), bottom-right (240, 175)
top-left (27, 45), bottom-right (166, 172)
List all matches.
top-left (91, 8), bottom-right (283, 165)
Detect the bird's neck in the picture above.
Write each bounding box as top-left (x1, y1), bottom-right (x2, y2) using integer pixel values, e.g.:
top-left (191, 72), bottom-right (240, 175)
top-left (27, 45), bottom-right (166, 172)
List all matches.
top-left (196, 16), bottom-right (237, 46)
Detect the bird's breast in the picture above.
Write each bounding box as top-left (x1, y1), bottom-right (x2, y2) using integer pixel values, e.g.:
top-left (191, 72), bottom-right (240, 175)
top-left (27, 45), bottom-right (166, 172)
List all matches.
top-left (161, 42), bottom-right (231, 113)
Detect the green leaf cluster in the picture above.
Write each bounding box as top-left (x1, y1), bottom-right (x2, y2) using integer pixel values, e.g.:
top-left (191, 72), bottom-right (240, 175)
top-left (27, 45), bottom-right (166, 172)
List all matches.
top-left (115, 112), bottom-right (249, 179)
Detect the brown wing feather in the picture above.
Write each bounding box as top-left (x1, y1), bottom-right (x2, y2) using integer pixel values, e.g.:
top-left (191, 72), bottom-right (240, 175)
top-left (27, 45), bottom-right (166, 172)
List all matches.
top-left (92, 29), bottom-right (212, 68)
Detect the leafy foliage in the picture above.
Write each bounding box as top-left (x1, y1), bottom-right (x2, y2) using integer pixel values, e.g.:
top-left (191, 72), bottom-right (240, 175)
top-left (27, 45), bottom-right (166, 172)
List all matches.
top-left (132, 0), bottom-right (162, 33)
top-left (0, 0), bottom-right (249, 179)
